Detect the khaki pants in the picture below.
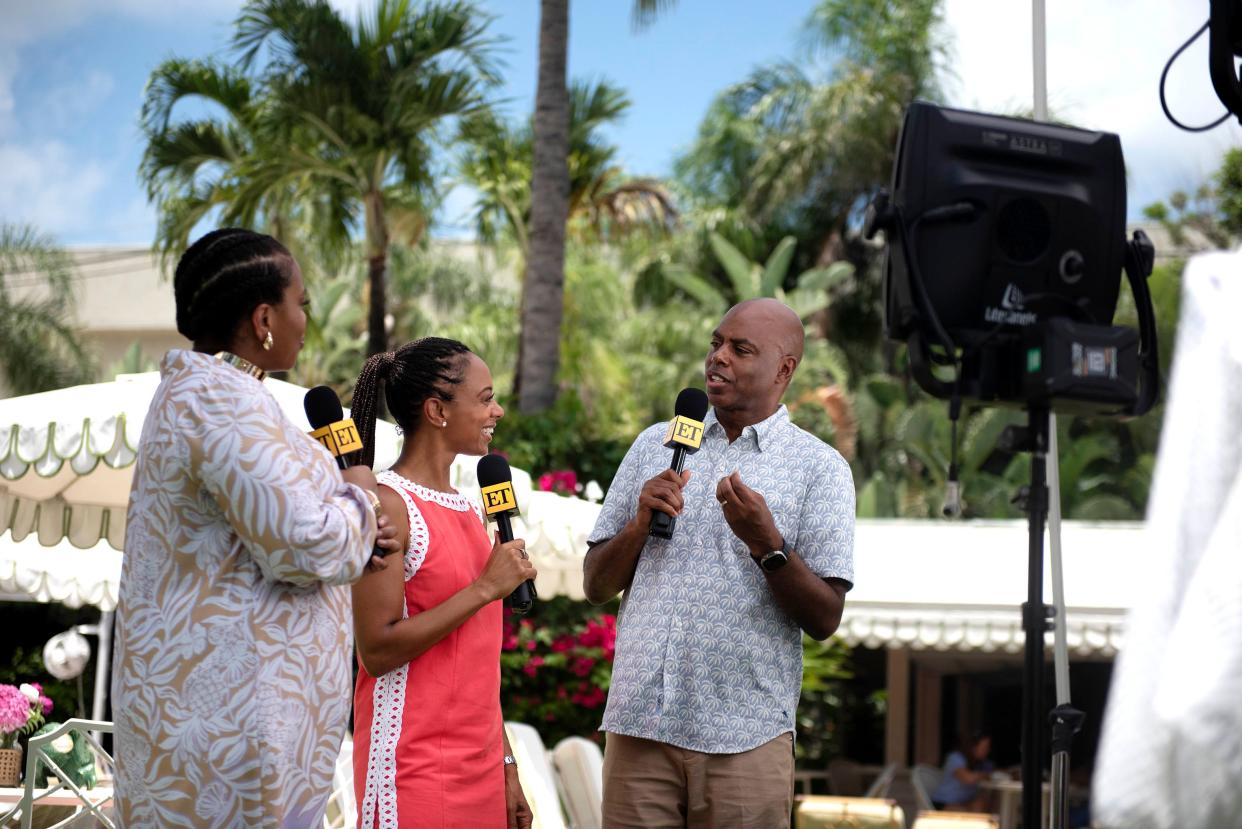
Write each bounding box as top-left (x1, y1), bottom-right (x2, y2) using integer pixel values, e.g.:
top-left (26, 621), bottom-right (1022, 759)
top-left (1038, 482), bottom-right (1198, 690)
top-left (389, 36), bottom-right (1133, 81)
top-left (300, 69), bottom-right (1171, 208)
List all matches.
top-left (601, 731), bottom-right (794, 829)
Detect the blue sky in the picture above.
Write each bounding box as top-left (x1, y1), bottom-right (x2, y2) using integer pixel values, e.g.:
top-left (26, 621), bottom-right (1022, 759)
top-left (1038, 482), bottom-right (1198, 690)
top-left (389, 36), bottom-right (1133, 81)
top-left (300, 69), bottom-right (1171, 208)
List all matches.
top-left (2, 0), bottom-right (1240, 246)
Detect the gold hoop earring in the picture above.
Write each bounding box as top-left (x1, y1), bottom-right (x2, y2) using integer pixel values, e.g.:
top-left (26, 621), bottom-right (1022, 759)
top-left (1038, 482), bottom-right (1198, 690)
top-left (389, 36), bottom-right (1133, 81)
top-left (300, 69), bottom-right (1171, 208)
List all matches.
top-left (262, 332), bottom-right (274, 351)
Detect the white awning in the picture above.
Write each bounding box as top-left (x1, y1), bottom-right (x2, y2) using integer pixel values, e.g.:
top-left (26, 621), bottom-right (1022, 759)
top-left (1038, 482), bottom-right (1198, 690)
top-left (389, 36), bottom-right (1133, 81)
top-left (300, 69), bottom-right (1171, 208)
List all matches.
top-left (0, 483), bottom-right (591, 609)
top-left (0, 372), bottom-right (403, 550)
top-left (840, 520), bottom-right (1144, 657)
top-left (0, 535), bottom-right (122, 610)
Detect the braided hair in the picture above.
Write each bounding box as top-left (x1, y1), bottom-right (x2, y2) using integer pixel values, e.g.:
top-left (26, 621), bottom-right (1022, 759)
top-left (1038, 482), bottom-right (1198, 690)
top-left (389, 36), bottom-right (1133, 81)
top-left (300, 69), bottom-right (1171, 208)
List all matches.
top-left (351, 337), bottom-right (473, 468)
top-left (173, 228), bottom-right (294, 349)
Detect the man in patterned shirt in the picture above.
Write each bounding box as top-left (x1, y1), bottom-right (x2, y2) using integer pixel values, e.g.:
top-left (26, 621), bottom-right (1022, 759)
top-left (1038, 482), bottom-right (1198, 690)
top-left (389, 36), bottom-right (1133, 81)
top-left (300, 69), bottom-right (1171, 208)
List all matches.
top-left (584, 298), bottom-right (855, 828)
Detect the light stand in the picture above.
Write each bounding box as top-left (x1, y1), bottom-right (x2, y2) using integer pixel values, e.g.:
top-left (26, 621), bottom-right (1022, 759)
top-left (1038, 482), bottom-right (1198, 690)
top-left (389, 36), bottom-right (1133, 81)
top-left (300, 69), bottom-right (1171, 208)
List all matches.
top-left (1003, 405), bottom-right (1052, 829)
top-left (1048, 416), bottom-right (1085, 829)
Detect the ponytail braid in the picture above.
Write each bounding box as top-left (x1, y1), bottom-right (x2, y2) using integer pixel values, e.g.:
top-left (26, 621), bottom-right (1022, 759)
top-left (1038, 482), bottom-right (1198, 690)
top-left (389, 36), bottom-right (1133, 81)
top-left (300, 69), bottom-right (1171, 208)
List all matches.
top-left (349, 338), bottom-right (472, 469)
top-left (350, 351), bottom-right (395, 470)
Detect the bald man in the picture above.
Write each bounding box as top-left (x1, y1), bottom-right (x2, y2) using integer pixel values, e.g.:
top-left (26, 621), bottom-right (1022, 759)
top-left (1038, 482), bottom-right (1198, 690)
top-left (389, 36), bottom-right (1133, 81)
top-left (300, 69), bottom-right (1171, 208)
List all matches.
top-left (584, 299), bottom-right (856, 829)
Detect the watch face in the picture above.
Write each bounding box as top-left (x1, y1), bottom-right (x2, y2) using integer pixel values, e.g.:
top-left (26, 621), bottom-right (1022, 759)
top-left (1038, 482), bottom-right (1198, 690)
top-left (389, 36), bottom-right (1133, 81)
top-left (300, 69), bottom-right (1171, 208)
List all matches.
top-left (760, 550), bottom-right (789, 572)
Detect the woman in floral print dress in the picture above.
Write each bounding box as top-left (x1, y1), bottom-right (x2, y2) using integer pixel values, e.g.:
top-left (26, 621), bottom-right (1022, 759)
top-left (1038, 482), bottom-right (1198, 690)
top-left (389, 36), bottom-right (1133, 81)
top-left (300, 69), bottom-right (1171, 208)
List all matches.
top-left (112, 229), bottom-right (399, 828)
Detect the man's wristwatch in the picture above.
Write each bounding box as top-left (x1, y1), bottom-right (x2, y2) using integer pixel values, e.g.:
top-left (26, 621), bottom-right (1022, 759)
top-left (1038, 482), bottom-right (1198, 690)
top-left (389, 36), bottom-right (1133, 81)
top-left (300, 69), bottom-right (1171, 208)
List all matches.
top-left (758, 537), bottom-right (790, 572)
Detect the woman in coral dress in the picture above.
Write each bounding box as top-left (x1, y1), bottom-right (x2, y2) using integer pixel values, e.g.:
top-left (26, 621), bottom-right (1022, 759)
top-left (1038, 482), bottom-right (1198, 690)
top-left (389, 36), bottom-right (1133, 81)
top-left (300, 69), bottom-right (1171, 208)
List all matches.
top-left (349, 338), bottom-right (536, 829)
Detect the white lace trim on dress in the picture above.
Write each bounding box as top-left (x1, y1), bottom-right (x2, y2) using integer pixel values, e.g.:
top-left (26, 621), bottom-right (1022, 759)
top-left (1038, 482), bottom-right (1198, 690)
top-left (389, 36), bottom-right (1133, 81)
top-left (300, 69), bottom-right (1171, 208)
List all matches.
top-left (379, 469), bottom-right (473, 512)
top-left (359, 661), bottom-right (408, 829)
top-left (377, 471), bottom-right (430, 580)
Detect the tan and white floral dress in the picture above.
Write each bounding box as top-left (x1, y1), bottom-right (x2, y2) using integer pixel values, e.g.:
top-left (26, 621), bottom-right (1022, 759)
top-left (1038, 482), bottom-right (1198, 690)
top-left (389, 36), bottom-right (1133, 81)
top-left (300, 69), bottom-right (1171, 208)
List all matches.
top-left (112, 349), bottom-right (376, 828)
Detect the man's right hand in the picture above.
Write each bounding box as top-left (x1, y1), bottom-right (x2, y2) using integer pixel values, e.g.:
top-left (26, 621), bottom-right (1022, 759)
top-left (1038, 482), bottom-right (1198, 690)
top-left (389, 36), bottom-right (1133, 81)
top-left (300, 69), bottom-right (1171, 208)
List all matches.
top-left (634, 469), bottom-right (693, 527)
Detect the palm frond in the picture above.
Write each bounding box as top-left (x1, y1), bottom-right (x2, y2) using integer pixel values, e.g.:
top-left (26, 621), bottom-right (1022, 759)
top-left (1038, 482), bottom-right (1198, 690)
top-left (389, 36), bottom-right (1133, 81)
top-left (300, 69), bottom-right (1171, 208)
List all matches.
top-left (140, 58), bottom-right (255, 134)
top-left (0, 223), bottom-right (77, 302)
top-left (630, 0), bottom-right (678, 33)
top-left (708, 231), bottom-right (759, 299)
top-left (659, 264), bottom-right (728, 315)
top-left (760, 236), bottom-right (797, 297)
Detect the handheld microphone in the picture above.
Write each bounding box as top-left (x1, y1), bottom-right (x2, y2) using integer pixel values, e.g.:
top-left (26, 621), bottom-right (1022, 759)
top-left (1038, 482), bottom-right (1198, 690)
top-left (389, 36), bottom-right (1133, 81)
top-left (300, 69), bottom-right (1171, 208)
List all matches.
top-left (304, 385), bottom-right (364, 468)
top-left (304, 385), bottom-right (386, 560)
top-left (649, 387), bottom-right (709, 539)
top-left (476, 453), bottom-right (535, 614)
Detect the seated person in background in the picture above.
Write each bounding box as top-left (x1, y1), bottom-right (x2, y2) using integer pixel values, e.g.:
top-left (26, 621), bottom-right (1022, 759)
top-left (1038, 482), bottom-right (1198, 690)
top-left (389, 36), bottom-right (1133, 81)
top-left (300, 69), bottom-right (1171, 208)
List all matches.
top-left (931, 732), bottom-right (994, 812)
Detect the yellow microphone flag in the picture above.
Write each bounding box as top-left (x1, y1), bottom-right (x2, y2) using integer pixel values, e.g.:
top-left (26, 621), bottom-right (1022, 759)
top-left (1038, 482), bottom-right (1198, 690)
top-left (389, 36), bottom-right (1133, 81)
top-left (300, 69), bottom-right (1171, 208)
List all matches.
top-left (663, 415), bottom-right (705, 451)
top-left (310, 418), bottom-right (364, 457)
top-left (481, 481), bottom-right (518, 516)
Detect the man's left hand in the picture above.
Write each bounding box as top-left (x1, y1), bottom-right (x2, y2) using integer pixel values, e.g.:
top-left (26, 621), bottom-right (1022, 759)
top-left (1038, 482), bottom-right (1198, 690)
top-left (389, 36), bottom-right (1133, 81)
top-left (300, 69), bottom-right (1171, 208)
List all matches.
top-left (716, 471), bottom-right (782, 560)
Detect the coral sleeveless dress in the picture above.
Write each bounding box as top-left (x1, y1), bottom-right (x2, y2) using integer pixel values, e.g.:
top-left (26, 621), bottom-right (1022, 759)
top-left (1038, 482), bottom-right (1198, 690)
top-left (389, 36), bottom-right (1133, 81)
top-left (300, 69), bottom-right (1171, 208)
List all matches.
top-left (353, 471), bottom-right (505, 829)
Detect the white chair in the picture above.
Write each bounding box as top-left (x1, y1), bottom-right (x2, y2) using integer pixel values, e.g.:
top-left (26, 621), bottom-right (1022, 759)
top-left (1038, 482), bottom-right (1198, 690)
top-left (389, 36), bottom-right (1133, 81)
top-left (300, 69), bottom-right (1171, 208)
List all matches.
top-left (551, 736), bottom-right (602, 829)
top-left (911, 763), bottom-right (944, 813)
top-left (863, 762), bottom-right (899, 798)
top-left (505, 721), bottom-right (569, 829)
top-left (321, 735), bottom-right (356, 829)
top-left (0, 718), bottom-right (116, 829)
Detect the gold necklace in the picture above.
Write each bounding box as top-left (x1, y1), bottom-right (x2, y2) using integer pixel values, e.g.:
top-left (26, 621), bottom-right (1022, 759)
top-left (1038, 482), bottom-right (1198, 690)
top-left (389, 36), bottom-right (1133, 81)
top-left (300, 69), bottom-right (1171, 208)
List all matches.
top-left (213, 351), bottom-right (267, 382)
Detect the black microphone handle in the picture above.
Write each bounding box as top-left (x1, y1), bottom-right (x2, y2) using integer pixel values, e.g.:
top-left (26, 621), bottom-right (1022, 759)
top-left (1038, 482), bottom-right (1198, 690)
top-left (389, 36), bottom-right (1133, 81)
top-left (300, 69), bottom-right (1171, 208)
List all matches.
top-left (495, 512), bottom-right (535, 614)
top-left (648, 445), bottom-right (689, 539)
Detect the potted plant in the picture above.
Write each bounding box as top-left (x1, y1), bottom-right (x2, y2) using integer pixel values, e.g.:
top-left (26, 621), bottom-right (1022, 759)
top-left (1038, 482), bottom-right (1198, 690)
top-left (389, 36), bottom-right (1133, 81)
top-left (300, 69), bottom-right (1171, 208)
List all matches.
top-left (0, 683), bottom-right (52, 786)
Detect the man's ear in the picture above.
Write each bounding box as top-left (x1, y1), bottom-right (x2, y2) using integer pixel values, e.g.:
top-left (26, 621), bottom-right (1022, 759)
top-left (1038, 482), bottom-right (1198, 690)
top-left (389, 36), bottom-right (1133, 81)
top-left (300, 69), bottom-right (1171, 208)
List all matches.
top-left (776, 354), bottom-right (798, 385)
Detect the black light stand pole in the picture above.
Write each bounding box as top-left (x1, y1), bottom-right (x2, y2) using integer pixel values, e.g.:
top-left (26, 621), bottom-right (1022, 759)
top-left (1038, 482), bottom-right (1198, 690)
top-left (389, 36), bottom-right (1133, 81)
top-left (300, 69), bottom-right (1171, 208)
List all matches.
top-left (1020, 405), bottom-right (1051, 829)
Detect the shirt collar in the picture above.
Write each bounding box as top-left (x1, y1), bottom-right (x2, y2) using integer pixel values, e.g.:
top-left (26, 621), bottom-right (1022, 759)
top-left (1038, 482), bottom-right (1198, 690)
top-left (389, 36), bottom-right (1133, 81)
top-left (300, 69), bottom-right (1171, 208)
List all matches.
top-left (704, 405), bottom-right (790, 451)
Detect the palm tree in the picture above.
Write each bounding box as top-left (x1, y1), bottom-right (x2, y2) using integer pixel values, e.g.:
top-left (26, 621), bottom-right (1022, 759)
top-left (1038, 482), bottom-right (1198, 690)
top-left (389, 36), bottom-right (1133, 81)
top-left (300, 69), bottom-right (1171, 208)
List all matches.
top-left (459, 79), bottom-right (674, 256)
top-left (520, 0), bottom-right (570, 412)
top-left (139, 58), bottom-right (300, 270)
top-left (463, 76), bottom-right (674, 410)
top-left (519, 0), bottom-right (679, 413)
top-left (141, 0), bottom-right (500, 356)
top-left (0, 224), bottom-right (94, 395)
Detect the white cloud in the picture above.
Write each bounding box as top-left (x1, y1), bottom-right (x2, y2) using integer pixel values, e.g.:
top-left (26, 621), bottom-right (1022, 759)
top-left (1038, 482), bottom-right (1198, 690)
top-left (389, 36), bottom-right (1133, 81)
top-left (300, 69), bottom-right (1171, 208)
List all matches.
top-left (0, 141), bottom-right (109, 240)
top-left (34, 71), bottom-right (116, 134)
top-left (941, 0), bottom-right (1242, 212)
top-left (0, 1), bottom-right (238, 137)
top-left (1, 0), bottom-right (241, 42)
top-left (94, 194), bottom-right (159, 244)
top-left (0, 53), bottom-right (16, 122)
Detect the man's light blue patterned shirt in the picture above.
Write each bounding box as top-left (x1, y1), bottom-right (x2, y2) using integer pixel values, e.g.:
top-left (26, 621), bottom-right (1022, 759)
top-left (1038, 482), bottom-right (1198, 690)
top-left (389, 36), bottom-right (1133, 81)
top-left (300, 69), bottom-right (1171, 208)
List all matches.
top-left (589, 405), bottom-right (855, 754)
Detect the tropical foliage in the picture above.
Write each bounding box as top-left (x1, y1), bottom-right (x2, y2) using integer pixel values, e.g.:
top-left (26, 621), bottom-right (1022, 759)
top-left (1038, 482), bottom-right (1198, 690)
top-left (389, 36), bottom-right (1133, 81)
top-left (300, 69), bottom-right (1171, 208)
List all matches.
top-left (0, 224), bottom-right (94, 395)
top-left (459, 80), bottom-right (674, 254)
